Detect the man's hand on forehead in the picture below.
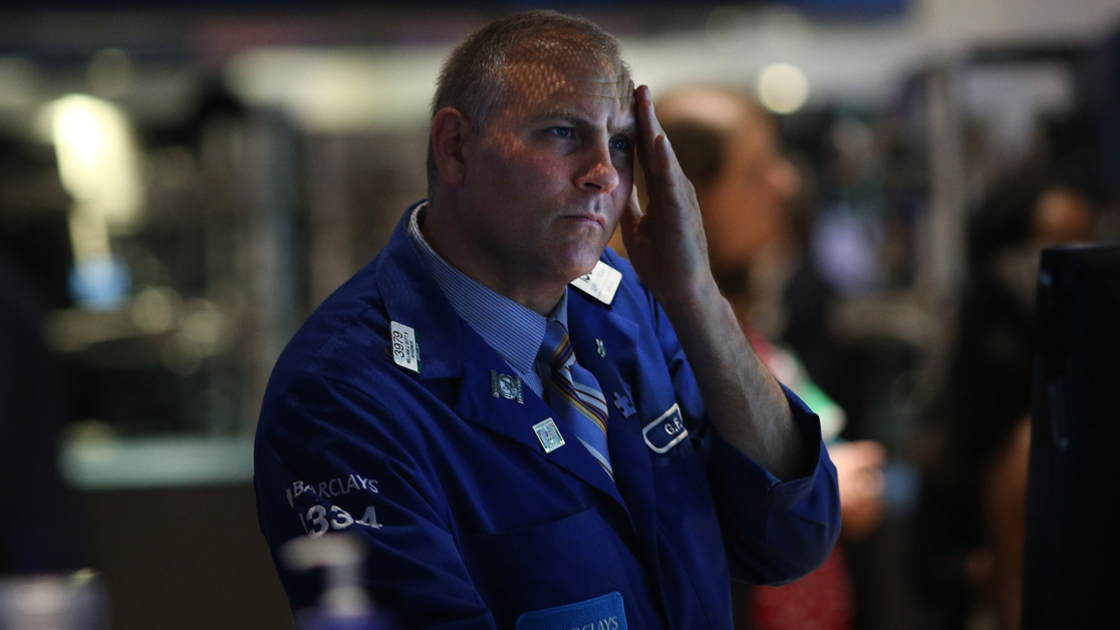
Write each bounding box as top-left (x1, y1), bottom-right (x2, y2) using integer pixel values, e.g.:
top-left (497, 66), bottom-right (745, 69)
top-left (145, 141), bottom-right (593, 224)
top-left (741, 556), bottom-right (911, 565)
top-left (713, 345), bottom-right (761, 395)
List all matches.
top-left (620, 84), bottom-right (712, 307)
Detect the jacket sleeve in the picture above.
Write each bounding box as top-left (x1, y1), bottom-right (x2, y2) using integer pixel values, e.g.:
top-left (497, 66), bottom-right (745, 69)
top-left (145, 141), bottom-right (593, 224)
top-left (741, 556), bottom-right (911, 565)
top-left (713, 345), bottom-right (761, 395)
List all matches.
top-left (254, 374), bottom-right (497, 629)
top-left (644, 286), bottom-right (842, 585)
top-left (706, 385), bottom-right (842, 585)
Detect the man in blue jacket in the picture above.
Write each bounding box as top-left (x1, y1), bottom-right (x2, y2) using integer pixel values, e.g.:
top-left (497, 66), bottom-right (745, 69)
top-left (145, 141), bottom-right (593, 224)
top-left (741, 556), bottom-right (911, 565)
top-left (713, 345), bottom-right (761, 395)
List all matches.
top-left (255, 10), bottom-right (840, 630)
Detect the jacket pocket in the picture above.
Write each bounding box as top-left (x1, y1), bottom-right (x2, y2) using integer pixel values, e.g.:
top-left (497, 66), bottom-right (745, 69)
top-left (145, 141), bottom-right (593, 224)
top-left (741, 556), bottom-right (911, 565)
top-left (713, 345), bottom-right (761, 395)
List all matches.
top-left (463, 507), bottom-right (643, 629)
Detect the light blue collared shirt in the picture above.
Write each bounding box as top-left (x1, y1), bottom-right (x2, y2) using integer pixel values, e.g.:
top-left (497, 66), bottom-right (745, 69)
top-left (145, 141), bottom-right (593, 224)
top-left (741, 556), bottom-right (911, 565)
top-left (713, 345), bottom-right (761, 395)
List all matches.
top-left (407, 203), bottom-right (566, 398)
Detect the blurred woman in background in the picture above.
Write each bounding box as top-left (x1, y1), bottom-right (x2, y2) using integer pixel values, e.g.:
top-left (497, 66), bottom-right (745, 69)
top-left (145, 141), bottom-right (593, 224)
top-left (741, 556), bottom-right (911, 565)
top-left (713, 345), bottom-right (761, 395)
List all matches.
top-left (614, 86), bottom-right (887, 630)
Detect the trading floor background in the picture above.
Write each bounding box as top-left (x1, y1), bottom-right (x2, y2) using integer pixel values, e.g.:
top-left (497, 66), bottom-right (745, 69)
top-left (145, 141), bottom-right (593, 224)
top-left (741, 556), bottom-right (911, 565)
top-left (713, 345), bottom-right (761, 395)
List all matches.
top-left (1, 0), bottom-right (1119, 628)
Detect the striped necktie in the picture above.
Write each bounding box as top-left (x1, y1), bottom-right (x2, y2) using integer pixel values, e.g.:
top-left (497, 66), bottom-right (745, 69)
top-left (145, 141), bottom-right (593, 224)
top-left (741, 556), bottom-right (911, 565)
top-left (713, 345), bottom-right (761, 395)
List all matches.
top-left (538, 320), bottom-right (613, 478)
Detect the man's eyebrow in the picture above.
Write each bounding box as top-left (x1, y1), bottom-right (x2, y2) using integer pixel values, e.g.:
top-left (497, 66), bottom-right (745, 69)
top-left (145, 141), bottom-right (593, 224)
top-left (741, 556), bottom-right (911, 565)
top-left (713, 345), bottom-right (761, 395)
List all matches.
top-left (611, 120), bottom-right (637, 137)
top-left (537, 111), bottom-right (590, 126)
top-left (536, 111), bottom-right (637, 137)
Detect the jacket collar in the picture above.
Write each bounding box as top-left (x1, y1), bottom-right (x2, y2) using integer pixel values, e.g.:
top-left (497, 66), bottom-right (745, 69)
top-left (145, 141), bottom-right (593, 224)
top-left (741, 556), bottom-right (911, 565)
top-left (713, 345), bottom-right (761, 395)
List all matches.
top-left (374, 201), bottom-right (465, 381)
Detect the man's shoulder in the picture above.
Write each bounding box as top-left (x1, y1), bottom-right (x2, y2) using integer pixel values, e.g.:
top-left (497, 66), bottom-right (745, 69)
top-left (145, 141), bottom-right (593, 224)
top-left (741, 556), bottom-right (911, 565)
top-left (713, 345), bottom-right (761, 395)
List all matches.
top-left (256, 268), bottom-right (457, 464)
top-left (266, 206), bottom-right (438, 394)
top-left (262, 234), bottom-right (445, 405)
top-left (265, 261), bottom-right (395, 400)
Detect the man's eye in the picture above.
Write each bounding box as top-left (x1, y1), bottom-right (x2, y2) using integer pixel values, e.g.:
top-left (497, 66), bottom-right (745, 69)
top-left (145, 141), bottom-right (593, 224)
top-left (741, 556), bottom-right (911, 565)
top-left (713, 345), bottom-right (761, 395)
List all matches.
top-left (609, 137), bottom-right (631, 151)
top-left (548, 127), bottom-right (575, 138)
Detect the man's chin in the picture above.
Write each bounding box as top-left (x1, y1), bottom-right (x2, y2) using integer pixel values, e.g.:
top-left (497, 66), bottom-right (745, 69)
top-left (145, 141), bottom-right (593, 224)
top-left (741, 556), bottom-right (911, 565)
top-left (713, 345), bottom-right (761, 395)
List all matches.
top-left (563, 246), bottom-right (609, 282)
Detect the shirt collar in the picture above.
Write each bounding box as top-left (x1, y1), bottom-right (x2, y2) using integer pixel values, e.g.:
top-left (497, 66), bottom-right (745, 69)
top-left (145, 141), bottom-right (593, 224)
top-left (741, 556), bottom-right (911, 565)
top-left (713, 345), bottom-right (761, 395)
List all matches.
top-left (407, 203), bottom-right (568, 378)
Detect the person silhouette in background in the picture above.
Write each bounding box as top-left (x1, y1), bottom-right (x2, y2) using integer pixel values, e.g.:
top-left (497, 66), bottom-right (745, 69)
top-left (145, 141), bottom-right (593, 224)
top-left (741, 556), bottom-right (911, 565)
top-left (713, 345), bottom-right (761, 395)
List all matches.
top-left (0, 138), bottom-right (87, 576)
top-left (916, 173), bottom-right (1093, 630)
top-left (0, 246), bottom-right (87, 575)
top-left (634, 86), bottom-right (887, 630)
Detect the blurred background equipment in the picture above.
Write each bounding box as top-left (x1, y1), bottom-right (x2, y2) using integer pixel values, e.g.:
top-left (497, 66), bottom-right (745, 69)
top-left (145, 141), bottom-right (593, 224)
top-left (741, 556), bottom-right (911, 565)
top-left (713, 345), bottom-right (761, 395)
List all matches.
top-left (282, 533), bottom-right (394, 630)
top-left (0, 0), bottom-right (1118, 628)
top-left (0, 570), bottom-right (109, 630)
top-left (1022, 242), bottom-right (1120, 630)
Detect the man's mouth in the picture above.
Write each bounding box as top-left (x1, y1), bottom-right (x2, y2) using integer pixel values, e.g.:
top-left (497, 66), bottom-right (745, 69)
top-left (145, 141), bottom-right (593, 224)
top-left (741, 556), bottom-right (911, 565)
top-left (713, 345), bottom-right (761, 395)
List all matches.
top-left (562, 213), bottom-right (607, 229)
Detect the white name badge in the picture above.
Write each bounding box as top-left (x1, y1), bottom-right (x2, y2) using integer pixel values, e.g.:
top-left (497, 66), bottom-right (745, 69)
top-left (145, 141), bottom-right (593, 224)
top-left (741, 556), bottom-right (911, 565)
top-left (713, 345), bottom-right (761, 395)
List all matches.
top-left (570, 261), bottom-right (622, 306)
top-left (642, 403), bottom-right (688, 454)
top-left (390, 321), bottom-right (420, 373)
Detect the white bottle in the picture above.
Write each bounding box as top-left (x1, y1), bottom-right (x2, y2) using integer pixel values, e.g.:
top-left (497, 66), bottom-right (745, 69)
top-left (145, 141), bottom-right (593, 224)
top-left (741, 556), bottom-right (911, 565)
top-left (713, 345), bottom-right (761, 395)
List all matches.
top-left (281, 533), bottom-right (389, 630)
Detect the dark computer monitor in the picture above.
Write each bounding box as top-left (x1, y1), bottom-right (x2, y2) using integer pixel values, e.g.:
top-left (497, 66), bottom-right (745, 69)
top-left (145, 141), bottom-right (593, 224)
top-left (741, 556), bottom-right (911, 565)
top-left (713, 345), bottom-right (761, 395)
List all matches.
top-left (1023, 241), bottom-right (1120, 629)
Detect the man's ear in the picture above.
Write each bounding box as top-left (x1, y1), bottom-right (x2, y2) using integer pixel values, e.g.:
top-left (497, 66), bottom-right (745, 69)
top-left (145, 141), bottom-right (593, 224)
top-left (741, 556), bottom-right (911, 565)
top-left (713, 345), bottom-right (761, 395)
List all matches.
top-left (431, 107), bottom-right (472, 187)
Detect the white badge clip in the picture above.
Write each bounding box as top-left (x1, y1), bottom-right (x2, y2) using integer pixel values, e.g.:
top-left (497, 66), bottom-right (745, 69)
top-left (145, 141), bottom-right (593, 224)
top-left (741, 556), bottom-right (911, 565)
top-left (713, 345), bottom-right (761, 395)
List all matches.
top-left (532, 418), bottom-right (566, 453)
top-left (570, 261), bottom-right (622, 306)
top-left (390, 321), bottom-right (420, 374)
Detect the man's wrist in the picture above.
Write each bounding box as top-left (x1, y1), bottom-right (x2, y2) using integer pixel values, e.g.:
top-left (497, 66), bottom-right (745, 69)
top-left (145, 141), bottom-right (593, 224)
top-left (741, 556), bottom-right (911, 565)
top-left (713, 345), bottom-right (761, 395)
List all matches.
top-left (653, 272), bottom-right (723, 323)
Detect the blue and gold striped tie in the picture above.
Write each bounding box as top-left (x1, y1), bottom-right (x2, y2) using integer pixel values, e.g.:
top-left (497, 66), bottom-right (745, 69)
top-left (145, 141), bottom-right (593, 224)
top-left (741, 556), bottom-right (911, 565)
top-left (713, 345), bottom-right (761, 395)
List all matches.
top-left (538, 320), bottom-right (613, 478)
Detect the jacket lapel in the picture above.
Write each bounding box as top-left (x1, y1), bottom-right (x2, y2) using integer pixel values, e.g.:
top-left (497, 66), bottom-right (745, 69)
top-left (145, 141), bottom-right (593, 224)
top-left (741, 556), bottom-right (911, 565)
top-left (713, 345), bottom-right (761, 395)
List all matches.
top-left (450, 314), bottom-right (628, 513)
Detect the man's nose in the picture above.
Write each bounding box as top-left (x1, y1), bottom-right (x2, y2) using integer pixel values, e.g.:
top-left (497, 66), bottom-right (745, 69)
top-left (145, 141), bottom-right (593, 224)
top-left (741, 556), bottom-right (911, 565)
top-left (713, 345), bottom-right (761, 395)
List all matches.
top-left (576, 143), bottom-right (620, 194)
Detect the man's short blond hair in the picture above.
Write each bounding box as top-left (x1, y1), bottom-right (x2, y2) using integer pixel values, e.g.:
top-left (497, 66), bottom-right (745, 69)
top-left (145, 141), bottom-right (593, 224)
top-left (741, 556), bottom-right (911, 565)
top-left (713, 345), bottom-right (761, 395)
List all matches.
top-left (426, 10), bottom-right (627, 198)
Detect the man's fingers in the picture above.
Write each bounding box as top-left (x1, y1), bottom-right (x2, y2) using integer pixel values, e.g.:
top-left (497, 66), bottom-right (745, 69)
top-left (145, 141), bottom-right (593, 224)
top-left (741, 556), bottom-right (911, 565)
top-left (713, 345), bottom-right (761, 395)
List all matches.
top-left (635, 84), bottom-right (683, 189)
top-left (635, 84), bottom-right (666, 140)
top-left (634, 84), bottom-right (697, 225)
top-left (619, 185), bottom-right (644, 254)
top-left (636, 85), bottom-right (668, 174)
top-left (627, 184), bottom-right (643, 221)
top-left (634, 85), bottom-right (656, 168)
top-left (645, 88), bottom-right (667, 142)
top-left (656, 133), bottom-right (685, 191)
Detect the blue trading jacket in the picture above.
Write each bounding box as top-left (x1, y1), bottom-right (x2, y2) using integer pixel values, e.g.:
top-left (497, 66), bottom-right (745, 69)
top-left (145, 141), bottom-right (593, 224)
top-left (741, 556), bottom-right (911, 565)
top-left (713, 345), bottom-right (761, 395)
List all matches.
top-left (255, 204), bottom-right (841, 630)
